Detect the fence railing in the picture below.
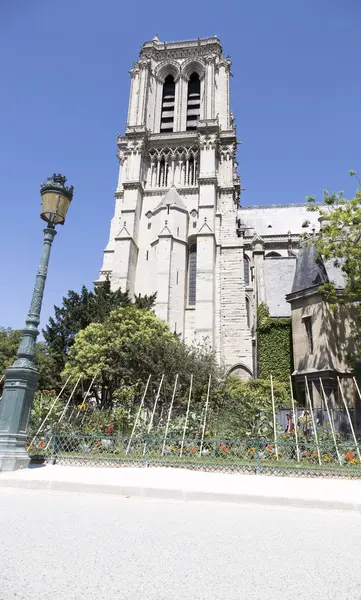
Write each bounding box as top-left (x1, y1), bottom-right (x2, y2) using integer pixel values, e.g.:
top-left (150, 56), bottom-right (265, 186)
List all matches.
top-left (27, 433), bottom-right (361, 478)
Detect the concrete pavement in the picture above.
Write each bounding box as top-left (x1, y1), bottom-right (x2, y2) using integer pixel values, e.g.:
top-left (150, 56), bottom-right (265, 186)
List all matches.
top-left (1, 463), bottom-right (361, 511)
top-left (0, 488), bottom-right (360, 600)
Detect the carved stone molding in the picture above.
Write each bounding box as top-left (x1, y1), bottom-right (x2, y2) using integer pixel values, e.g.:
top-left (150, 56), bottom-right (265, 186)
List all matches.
top-left (198, 132), bottom-right (218, 150)
top-left (154, 60), bottom-right (181, 83)
top-left (198, 176), bottom-right (217, 185)
top-left (123, 182), bottom-right (144, 191)
top-left (215, 57), bottom-right (232, 73)
top-left (219, 142), bottom-right (236, 160)
top-left (140, 37), bottom-right (222, 62)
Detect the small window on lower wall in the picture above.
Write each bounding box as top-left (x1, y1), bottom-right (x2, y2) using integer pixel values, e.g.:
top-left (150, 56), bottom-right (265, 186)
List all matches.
top-left (303, 316), bottom-right (313, 354)
top-left (188, 243), bottom-right (197, 305)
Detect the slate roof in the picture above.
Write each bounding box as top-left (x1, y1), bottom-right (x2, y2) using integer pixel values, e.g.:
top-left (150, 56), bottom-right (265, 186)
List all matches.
top-left (291, 245), bottom-right (328, 294)
top-left (263, 257), bottom-right (296, 317)
top-left (289, 244), bottom-right (346, 296)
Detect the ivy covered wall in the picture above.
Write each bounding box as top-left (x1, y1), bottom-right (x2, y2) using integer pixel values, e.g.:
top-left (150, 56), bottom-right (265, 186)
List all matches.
top-left (257, 303), bottom-right (293, 383)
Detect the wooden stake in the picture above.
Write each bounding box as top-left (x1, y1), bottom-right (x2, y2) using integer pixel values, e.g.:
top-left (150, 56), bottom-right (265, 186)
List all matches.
top-left (58, 377), bottom-right (81, 424)
top-left (143, 375), bottom-right (164, 456)
top-left (319, 378), bottom-right (342, 466)
top-left (337, 376), bottom-right (361, 461)
top-left (30, 375), bottom-right (71, 446)
top-left (162, 375), bottom-right (178, 456)
top-left (353, 376), bottom-right (361, 435)
top-left (304, 376), bottom-right (321, 465)
top-left (199, 375), bottom-right (211, 457)
top-left (180, 375), bottom-right (193, 457)
top-left (270, 375), bottom-right (279, 460)
top-left (126, 375), bottom-right (151, 455)
top-left (289, 376), bottom-right (300, 462)
top-left (73, 375), bottom-right (96, 421)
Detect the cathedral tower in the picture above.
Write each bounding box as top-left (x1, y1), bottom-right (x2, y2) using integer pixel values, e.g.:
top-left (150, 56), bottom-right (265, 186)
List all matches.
top-left (98, 36), bottom-right (253, 376)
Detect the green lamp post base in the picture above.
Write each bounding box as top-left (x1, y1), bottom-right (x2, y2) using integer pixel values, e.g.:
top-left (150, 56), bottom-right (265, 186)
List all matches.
top-left (0, 365), bottom-right (39, 471)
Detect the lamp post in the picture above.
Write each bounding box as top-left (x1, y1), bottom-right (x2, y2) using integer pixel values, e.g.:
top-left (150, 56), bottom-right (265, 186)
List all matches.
top-left (0, 174), bottom-right (74, 471)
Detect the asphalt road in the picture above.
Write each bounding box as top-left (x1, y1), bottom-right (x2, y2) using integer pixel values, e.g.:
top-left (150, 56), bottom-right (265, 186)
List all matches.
top-left (0, 488), bottom-right (360, 600)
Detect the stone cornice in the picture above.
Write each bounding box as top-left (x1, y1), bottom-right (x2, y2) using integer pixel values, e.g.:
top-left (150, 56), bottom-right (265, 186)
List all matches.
top-left (240, 203), bottom-right (310, 210)
top-left (148, 131), bottom-right (198, 144)
top-left (123, 182), bottom-right (144, 191)
top-left (143, 186), bottom-right (198, 196)
top-left (122, 126), bottom-right (148, 139)
top-left (218, 186), bottom-right (235, 195)
top-left (198, 176), bottom-right (217, 185)
top-left (286, 287), bottom-right (321, 303)
top-left (140, 37), bottom-right (222, 61)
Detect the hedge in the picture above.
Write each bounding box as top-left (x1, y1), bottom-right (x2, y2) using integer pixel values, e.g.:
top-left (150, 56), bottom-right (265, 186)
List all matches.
top-left (257, 303), bottom-right (293, 383)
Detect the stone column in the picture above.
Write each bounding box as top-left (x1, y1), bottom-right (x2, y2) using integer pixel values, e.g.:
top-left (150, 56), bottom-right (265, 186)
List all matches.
top-left (252, 237), bottom-right (266, 306)
top-left (136, 60), bottom-right (151, 126)
top-left (205, 56), bottom-right (215, 119)
top-left (128, 66), bottom-right (140, 126)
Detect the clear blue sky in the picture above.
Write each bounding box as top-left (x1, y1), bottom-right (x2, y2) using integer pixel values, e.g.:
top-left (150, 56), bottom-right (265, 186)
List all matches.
top-left (0, 0), bottom-right (360, 331)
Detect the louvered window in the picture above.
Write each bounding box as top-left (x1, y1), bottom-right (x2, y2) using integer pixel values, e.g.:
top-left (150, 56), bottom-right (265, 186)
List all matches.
top-left (186, 73), bottom-right (200, 131)
top-left (161, 75), bottom-right (175, 132)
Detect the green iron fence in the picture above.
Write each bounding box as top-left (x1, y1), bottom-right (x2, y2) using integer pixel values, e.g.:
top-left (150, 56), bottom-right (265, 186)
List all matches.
top-left (27, 433), bottom-right (361, 478)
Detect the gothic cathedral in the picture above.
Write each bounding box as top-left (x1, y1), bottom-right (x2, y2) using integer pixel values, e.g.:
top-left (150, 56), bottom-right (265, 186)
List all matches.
top-left (98, 36), bottom-right (313, 379)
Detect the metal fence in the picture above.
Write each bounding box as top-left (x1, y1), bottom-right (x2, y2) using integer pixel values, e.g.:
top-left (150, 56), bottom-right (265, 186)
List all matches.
top-left (27, 433), bottom-right (361, 478)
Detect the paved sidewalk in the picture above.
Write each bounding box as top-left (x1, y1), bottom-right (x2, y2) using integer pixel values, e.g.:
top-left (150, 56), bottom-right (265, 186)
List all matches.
top-left (1, 464), bottom-right (361, 511)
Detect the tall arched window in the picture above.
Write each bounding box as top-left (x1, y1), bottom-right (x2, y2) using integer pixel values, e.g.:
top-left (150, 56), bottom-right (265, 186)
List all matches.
top-left (161, 75), bottom-right (175, 132)
top-left (246, 297), bottom-right (251, 329)
top-left (158, 157), bottom-right (169, 187)
top-left (244, 256), bottom-right (250, 286)
top-left (188, 243), bottom-right (197, 305)
top-left (186, 73), bottom-right (200, 131)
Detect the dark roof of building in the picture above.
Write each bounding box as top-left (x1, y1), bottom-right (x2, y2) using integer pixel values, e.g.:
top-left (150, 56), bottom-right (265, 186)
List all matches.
top-left (289, 244), bottom-right (346, 296)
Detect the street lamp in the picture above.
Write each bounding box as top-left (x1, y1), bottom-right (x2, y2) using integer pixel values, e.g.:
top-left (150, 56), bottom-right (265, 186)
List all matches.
top-left (0, 174), bottom-right (74, 471)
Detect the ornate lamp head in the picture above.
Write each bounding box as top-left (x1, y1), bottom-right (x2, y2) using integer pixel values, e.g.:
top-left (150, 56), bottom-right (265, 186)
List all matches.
top-left (40, 173), bottom-right (74, 225)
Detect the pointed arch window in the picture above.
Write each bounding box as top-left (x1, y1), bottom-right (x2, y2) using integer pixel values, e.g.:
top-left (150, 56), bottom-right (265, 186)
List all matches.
top-left (158, 157), bottom-right (169, 187)
top-left (246, 297), bottom-right (251, 329)
top-left (244, 256), bottom-right (250, 286)
top-left (188, 243), bottom-right (197, 305)
top-left (186, 73), bottom-right (200, 131)
top-left (161, 75), bottom-right (175, 132)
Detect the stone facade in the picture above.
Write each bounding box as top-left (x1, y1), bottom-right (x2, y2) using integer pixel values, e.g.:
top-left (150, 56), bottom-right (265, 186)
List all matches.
top-left (286, 245), bottom-right (357, 408)
top-left (97, 36), bottom-right (321, 377)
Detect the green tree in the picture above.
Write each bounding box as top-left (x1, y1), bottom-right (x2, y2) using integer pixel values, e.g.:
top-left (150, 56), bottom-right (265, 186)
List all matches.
top-left (306, 172), bottom-right (361, 364)
top-left (43, 279), bottom-right (156, 376)
top-left (0, 327), bottom-right (57, 389)
top-left (62, 306), bottom-right (177, 405)
top-left (62, 306), bottom-right (224, 412)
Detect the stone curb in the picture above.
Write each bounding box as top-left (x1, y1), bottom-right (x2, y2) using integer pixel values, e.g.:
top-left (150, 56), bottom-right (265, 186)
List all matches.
top-left (0, 477), bottom-right (360, 512)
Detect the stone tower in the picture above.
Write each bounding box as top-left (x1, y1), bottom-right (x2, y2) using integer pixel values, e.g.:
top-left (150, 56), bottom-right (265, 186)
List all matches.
top-left (98, 36), bottom-right (253, 376)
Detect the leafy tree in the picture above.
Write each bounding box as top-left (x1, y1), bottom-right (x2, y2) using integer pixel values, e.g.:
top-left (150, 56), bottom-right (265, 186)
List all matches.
top-left (43, 279), bottom-right (156, 376)
top-left (0, 327), bottom-right (57, 389)
top-left (62, 306), bottom-right (224, 412)
top-left (306, 171), bottom-right (361, 365)
top-left (306, 171), bottom-right (361, 304)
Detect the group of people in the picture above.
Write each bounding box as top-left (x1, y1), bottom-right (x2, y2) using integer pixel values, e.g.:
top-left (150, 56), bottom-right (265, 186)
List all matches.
top-left (285, 410), bottom-right (311, 435)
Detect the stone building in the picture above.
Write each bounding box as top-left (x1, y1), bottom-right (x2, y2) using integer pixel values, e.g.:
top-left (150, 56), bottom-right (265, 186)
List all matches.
top-left (97, 35), bottom-right (334, 381)
top-left (286, 244), bottom-right (357, 408)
